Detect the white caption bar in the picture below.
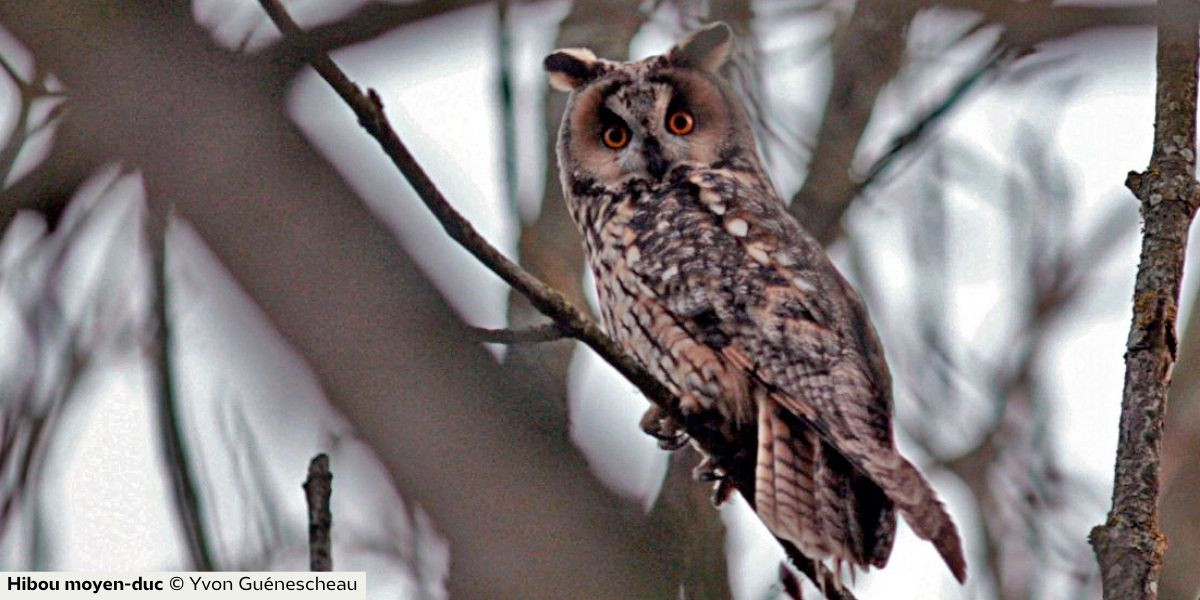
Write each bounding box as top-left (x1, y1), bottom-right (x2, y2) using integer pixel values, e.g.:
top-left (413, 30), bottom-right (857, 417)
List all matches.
top-left (1, 573), bottom-right (365, 599)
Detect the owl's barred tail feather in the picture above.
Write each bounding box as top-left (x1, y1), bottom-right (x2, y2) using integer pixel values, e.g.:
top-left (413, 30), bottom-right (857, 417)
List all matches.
top-left (755, 397), bottom-right (966, 583)
top-left (755, 397), bottom-right (895, 574)
top-left (866, 454), bottom-right (968, 582)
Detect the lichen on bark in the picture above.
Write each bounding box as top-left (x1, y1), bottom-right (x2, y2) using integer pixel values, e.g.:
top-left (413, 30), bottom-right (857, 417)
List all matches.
top-left (1090, 2), bottom-right (1200, 599)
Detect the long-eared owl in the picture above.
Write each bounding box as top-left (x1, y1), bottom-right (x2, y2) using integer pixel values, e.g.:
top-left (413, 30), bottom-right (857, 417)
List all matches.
top-left (544, 23), bottom-right (965, 582)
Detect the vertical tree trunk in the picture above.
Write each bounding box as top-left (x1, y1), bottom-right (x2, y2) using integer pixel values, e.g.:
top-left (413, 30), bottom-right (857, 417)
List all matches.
top-left (1160, 283), bottom-right (1200, 599)
top-left (1090, 2), bottom-right (1200, 598)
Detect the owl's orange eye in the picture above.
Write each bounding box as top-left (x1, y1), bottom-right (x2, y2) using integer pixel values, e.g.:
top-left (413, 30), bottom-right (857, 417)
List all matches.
top-left (602, 125), bottom-right (629, 149)
top-left (667, 110), bottom-right (695, 136)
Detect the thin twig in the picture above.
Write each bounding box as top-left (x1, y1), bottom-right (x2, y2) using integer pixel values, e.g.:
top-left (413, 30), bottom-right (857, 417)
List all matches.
top-left (471, 323), bottom-right (567, 344)
top-left (0, 63), bottom-right (65, 189)
top-left (254, 1), bottom-right (853, 595)
top-left (1090, 1), bottom-right (1200, 598)
top-left (304, 453), bottom-right (333, 572)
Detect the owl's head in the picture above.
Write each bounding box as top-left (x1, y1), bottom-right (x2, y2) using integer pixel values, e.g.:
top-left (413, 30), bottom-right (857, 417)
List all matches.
top-left (545, 23), bottom-right (760, 191)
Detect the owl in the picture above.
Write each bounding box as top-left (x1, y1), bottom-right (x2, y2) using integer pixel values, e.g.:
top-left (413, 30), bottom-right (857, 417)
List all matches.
top-left (544, 23), bottom-right (966, 583)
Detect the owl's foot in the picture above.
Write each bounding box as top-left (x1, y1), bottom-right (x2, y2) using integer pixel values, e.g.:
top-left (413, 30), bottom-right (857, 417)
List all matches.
top-left (711, 478), bottom-right (736, 506)
top-left (692, 455), bottom-right (736, 506)
top-left (692, 454), bottom-right (726, 482)
top-left (639, 405), bottom-right (689, 450)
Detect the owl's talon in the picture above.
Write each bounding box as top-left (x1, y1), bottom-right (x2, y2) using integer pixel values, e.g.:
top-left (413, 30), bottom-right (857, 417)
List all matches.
top-left (658, 435), bottom-right (688, 451)
top-left (639, 405), bottom-right (666, 434)
top-left (692, 456), bottom-right (725, 482)
top-left (711, 479), bottom-right (736, 506)
top-left (640, 406), bottom-right (689, 449)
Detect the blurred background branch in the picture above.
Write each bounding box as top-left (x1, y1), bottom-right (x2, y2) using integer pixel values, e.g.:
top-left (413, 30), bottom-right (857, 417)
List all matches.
top-left (146, 199), bottom-right (216, 571)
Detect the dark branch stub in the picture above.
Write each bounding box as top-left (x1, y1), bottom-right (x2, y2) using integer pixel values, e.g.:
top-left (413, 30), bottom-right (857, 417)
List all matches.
top-left (304, 453), bottom-right (333, 572)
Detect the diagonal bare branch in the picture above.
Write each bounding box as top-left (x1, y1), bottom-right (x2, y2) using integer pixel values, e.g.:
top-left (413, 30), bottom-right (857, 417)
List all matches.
top-left (469, 323), bottom-right (566, 344)
top-left (254, 0), bottom-right (855, 595)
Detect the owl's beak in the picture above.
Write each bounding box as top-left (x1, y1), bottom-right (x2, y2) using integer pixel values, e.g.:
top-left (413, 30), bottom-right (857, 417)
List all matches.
top-left (643, 136), bottom-right (669, 180)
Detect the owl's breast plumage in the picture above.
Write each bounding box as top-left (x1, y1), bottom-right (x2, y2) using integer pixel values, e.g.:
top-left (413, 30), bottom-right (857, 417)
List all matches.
top-left (578, 168), bottom-right (797, 421)
top-left (576, 170), bottom-right (759, 420)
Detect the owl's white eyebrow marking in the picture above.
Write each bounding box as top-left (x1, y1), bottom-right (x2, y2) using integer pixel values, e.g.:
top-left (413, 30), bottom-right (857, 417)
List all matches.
top-left (596, 77), bottom-right (633, 100)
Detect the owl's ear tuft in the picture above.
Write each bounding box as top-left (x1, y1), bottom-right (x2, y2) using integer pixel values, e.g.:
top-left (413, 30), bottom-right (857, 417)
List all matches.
top-left (545, 48), bottom-right (600, 91)
top-left (668, 22), bottom-right (733, 72)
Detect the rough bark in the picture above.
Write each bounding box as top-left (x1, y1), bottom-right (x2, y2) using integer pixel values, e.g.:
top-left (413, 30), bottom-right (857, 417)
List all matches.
top-left (1090, 2), bottom-right (1200, 598)
top-left (303, 454), bottom-right (333, 572)
top-left (1160, 282), bottom-right (1200, 600)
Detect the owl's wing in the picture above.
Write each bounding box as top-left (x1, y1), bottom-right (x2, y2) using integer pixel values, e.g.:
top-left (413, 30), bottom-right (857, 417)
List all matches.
top-left (745, 270), bottom-right (966, 583)
top-left (628, 172), bottom-right (965, 580)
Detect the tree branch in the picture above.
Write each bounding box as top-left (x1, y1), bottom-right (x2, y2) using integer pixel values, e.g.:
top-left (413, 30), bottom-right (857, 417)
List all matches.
top-left (791, 0), bottom-right (1156, 247)
top-left (254, 0), bottom-right (854, 595)
top-left (938, 0), bottom-right (1155, 48)
top-left (257, 0), bottom-right (673, 413)
top-left (788, 0), bottom-right (919, 246)
top-left (470, 323), bottom-right (566, 344)
top-left (1090, 2), bottom-right (1200, 598)
top-left (855, 46), bottom-right (1010, 193)
top-left (266, 0), bottom-right (491, 64)
top-left (304, 453), bottom-right (333, 572)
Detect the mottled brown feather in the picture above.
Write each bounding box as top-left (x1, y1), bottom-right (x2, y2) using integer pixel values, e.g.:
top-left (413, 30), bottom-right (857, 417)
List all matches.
top-left (549, 23), bottom-right (966, 585)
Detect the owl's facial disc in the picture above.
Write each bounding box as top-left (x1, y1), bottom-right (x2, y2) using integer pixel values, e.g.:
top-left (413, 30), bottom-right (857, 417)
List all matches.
top-left (561, 63), bottom-right (739, 191)
top-left (598, 82), bottom-right (695, 182)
